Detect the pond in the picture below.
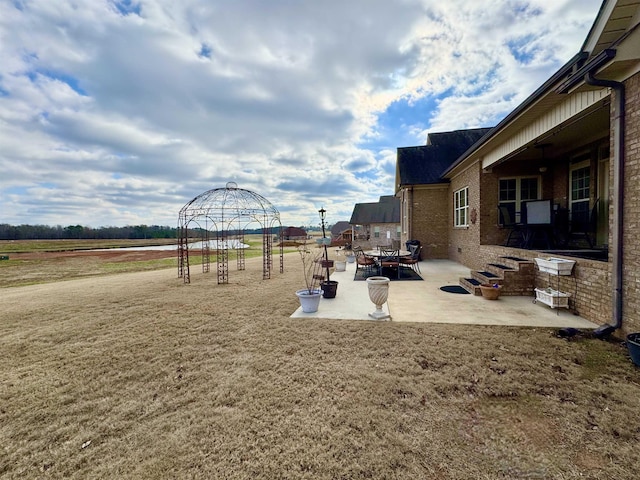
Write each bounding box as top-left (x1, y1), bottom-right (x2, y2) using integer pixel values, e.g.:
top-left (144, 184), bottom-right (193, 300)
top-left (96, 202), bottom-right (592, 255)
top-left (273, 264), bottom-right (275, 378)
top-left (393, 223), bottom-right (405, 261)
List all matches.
top-left (93, 239), bottom-right (250, 252)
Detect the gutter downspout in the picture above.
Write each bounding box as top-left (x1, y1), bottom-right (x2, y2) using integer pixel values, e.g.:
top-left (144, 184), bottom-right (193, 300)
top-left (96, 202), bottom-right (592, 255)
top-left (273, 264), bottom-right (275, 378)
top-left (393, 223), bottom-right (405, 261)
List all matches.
top-left (585, 72), bottom-right (625, 337)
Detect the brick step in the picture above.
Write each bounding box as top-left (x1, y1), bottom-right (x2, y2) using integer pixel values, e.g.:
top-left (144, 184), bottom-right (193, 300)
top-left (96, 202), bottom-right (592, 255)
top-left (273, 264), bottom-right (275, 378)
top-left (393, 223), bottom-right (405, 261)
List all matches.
top-left (472, 270), bottom-right (503, 285)
top-left (487, 262), bottom-right (512, 270)
top-left (485, 263), bottom-right (516, 277)
top-left (459, 256), bottom-right (536, 297)
top-left (459, 277), bottom-right (482, 295)
top-left (497, 256), bottom-right (534, 271)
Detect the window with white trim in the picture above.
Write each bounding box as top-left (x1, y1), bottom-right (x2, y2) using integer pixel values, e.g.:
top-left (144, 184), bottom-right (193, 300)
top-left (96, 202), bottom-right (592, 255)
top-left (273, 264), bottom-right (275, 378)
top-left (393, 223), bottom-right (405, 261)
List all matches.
top-left (374, 226), bottom-right (380, 238)
top-left (454, 187), bottom-right (469, 227)
top-left (498, 176), bottom-right (540, 224)
top-left (570, 159), bottom-right (590, 229)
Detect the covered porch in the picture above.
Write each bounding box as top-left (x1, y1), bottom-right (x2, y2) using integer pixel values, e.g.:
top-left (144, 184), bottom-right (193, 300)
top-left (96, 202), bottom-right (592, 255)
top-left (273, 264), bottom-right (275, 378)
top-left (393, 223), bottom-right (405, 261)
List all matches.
top-left (479, 88), bottom-right (612, 263)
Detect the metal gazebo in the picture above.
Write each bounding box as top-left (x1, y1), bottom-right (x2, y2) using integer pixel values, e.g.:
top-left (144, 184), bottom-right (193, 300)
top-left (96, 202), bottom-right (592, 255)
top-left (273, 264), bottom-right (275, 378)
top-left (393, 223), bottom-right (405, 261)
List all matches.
top-left (177, 182), bottom-right (284, 284)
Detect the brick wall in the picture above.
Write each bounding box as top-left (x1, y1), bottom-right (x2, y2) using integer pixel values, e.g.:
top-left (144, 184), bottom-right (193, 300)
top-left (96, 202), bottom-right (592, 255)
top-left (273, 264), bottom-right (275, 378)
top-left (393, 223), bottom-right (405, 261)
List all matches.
top-left (622, 72), bottom-right (640, 333)
top-left (406, 185), bottom-right (449, 259)
top-left (449, 162), bottom-right (482, 265)
top-left (353, 222), bottom-right (400, 250)
top-left (479, 169), bottom-right (502, 245)
top-left (468, 246), bottom-right (612, 324)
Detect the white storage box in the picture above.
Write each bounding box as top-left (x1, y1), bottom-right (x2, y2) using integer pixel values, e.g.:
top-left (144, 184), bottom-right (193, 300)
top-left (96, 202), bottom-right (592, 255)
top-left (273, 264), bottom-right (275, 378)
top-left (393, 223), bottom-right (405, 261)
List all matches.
top-left (534, 257), bottom-right (576, 275)
top-left (534, 288), bottom-right (570, 309)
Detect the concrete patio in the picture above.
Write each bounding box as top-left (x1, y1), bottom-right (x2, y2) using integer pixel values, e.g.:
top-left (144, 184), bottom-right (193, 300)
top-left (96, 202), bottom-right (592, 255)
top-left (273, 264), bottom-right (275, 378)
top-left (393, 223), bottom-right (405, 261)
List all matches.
top-left (291, 259), bottom-right (599, 329)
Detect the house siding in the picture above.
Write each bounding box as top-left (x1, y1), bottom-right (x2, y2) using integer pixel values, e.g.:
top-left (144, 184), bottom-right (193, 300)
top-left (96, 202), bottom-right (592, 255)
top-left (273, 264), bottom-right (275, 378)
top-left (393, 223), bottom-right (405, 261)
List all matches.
top-left (482, 89), bottom-right (610, 169)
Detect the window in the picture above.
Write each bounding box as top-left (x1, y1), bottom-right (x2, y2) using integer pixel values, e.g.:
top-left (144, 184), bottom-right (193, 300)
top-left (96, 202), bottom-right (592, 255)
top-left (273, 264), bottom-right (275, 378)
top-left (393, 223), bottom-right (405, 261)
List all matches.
top-left (498, 177), bottom-right (540, 224)
top-left (454, 187), bottom-right (469, 227)
top-left (396, 225), bottom-right (401, 238)
top-left (570, 161), bottom-right (590, 230)
top-left (374, 226), bottom-right (380, 238)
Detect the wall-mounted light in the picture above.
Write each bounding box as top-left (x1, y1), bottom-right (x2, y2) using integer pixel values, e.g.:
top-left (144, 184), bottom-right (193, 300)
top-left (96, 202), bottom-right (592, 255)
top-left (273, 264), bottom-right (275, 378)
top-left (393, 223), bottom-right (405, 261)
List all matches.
top-left (539, 166), bottom-right (548, 173)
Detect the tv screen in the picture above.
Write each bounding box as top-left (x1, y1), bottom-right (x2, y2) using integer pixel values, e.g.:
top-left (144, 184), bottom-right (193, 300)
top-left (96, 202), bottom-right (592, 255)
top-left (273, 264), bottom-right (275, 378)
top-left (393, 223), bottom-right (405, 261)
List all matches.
top-left (525, 200), bottom-right (552, 225)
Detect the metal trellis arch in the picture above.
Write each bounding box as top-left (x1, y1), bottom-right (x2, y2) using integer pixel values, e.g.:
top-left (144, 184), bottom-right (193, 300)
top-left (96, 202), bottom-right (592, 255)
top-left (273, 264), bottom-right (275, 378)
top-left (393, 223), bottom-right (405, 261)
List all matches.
top-left (177, 182), bottom-right (284, 284)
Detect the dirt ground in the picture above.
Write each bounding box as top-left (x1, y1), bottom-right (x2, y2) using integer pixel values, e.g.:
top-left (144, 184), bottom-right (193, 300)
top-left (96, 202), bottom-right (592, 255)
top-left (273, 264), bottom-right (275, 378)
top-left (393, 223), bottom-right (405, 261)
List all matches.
top-left (0, 247), bottom-right (179, 288)
top-left (6, 247), bottom-right (177, 262)
top-left (2, 252), bottom-right (640, 479)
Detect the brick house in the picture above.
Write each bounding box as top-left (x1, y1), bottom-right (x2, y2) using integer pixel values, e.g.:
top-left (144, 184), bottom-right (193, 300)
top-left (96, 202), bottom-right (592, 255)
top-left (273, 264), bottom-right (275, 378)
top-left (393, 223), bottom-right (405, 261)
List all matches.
top-left (422, 0), bottom-right (640, 334)
top-left (349, 196), bottom-right (401, 248)
top-left (396, 128), bottom-right (492, 258)
top-left (281, 226), bottom-right (307, 241)
top-left (330, 221), bottom-right (353, 244)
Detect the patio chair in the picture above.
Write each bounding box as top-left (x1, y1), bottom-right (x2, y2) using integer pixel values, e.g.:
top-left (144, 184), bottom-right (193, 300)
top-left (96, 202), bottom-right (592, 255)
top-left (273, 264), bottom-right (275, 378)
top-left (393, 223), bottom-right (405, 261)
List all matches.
top-left (568, 198), bottom-right (599, 248)
top-left (498, 204), bottom-right (524, 247)
top-left (380, 248), bottom-right (400, 279)
top-left (400, 245), bottom-right (422, 273)
top-left (354, 246), bottom-right (376, 274)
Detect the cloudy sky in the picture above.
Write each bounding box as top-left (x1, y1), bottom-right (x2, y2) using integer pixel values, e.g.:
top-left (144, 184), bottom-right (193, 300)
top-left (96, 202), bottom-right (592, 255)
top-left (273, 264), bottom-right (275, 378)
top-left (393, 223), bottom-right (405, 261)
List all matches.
top-left (1, 0), bottom-right (603, 228)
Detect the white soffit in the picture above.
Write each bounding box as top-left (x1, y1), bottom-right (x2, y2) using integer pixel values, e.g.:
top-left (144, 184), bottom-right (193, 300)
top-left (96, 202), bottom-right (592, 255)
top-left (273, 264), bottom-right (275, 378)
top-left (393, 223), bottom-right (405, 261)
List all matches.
top-left (481, 88), bottom-right (609, 170)
top-left (583, 0), bottom-right (640, 55)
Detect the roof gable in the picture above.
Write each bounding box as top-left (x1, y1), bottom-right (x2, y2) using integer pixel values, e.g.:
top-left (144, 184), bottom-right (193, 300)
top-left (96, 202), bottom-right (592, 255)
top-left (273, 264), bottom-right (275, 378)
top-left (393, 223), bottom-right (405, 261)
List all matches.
top-left (331, 221), bottom-right (351, 235)
top-left (397, 128), bottom-right (492, 187)
top-left (349, 196), bottom-right (400, 225)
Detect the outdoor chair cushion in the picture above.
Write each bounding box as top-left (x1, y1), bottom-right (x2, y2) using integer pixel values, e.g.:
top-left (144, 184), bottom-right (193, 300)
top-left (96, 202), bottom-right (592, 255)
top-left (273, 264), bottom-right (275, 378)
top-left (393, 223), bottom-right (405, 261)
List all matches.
top-left (380, 249), bottom-right (400, 267)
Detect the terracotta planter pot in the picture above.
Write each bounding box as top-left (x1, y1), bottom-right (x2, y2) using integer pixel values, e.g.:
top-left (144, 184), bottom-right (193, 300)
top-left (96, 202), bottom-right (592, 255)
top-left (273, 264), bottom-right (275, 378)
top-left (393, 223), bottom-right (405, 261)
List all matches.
top-left (480, 284), bottom-right (502, 300)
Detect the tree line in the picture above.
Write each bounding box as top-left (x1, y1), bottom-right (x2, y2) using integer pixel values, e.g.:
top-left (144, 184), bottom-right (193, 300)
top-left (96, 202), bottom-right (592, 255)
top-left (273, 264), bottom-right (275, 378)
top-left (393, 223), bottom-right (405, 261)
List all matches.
top-left (0, 224), bottom-right (178, 240)
top-left (0, 224), bottom-right (305, 240)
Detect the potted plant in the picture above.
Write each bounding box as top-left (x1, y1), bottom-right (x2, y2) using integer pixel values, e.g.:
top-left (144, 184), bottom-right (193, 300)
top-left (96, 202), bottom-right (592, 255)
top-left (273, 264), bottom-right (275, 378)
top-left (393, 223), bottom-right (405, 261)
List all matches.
top-left (334, 250), bottom-right (347, 272)
top-left (480, 283), bottom-right (502, 300)
top-left (626, 333), bottom-right (640, 367)
top-left (295, 244), bottom-right (324, 313)
top-left (343, 243), bottom-right (355, 264)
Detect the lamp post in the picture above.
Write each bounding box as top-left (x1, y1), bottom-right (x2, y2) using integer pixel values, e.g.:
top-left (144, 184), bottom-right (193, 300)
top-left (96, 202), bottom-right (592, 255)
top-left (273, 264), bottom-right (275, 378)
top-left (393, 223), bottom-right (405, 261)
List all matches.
top-left (318, 207), bottom-right (338, 298)
top-left (319, 207), bottom-right (330, 282)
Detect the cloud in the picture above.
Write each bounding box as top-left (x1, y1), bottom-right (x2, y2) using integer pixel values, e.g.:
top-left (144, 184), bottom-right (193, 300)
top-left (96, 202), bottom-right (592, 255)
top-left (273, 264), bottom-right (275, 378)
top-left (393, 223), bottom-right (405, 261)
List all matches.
top-left (0, 0), bottom-right (602, 227)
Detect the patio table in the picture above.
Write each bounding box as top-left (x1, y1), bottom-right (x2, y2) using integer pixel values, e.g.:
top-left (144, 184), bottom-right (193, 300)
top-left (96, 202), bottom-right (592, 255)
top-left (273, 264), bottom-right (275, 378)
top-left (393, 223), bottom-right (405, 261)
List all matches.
top-left (364, 249), bottom-right (411, 276)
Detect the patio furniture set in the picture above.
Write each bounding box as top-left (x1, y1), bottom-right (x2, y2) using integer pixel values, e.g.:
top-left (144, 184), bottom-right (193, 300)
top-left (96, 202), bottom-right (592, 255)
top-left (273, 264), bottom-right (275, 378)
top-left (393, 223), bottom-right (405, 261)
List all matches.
top-left (354, 244), bottom-right (422, 279)
top-left (499, 199), bottom-right (600, 250)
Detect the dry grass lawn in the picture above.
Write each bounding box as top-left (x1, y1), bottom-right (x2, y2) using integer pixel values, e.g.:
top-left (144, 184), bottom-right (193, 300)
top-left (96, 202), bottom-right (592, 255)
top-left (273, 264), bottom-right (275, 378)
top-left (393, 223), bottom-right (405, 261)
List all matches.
top-left (1, 246), bottom-right (640, 479)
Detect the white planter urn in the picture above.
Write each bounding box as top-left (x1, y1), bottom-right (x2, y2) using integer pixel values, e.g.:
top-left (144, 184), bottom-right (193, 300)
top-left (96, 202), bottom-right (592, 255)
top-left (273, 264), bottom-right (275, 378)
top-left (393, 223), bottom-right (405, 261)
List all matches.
top-left (366, 276), bottom-right (391, 320)
top-left (295, 289), bottom-right (322, 313)
top-left (335, 260), bottom-right (347, 272)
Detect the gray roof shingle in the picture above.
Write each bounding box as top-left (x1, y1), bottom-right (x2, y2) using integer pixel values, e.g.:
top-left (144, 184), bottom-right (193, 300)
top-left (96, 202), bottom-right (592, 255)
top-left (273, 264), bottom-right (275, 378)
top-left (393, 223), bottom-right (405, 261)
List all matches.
top-left (397, 127), bottom-right (492, 187)
top-left (349, 196), bottom-right (400, 225)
